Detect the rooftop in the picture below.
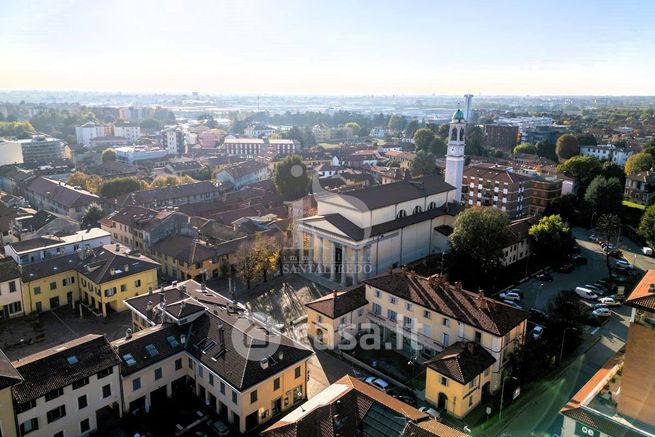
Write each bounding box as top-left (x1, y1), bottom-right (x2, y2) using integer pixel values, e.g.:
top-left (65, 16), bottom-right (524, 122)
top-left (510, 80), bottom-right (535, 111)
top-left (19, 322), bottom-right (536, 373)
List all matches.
top-left (7, 228), bottom-right (110, 255)
top-left (426, 342), bottom-right (496, 385)
top-left (625, 270), bottom-right (655, 312)
top-left (305, 285), bottom-right (368, 319)
top-left (26, 176), bottom-right (100, 208)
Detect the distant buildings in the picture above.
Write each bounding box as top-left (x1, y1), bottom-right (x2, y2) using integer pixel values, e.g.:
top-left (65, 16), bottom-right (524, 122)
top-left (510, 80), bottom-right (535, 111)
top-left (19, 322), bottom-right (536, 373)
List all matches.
top-left (462, 164), bottom-right (531, 219)
top-left (118, 181), bottom-right (221, 209)
top-left (244, 123), bottom-right (275, 138)
top-left (114, 145), bottom-right (169, 165)
top-left (483, 124), bottom-right (519, 151)
top-left (75, 122), bottom-right (112, 146)
top-left (18, 135), bottom-right (69, 164)
top-left (0, 139), bottom-right (24, 166)
top-left (579, 143), bottom-right (634, 166)
top-left (215, 160), bottom-right (270, 190)
top-left (89, 135), bottom-right (130, 150)
top-left (112, 120), bottom-right (141, 142)
top-left (24, 177), bottom-right (101, 221)
top-left (522, 125), bottom-right (569, 144)
top-left (162, 126), bottom-right (185, 155)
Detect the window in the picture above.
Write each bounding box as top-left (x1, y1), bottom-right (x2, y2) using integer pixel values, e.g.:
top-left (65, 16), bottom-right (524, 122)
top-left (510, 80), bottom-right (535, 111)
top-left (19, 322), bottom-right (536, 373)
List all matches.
top-left (232, 390), bottom-right (238, 405)
top-left (46, 405), bottom-right (66, 423)
top-left (81, 418), bottom-right (90, 433)
top-left (250, 390), bottom-right (258, 403)
top-left (440, 376), bottom-right (449, 387)
top-left (120, 284), bottom-right (127, 292)
top-left (45, 387), bottom-right (64, 401)
top-left (97, 367), bottom-right (113, 379)
top-left (133, 377), bottom-right (141, 391)
top-left (154, 367), bottom-right (162, 380)
top-left (175, 358), bottom-right (182, 370)
top-left (16, 399), bottom-right (36, 413)
top-left (475, 331), bottom-right (482, 344)
top-left (442, 333), bottom-right (449, 346)
top-left (50, 281), bottom-right (57, 290)
top-left (102, 384), bottom-right (111, 398)
top-left (357, 308), bottom-right (364, 317)
top-left (423, 325), bottom-right (430, 337)
top-left (403, 316), bottom-right (412, 329)
top-left (209, 374), bottom-right (214, 386)
top-left (387, 309), bottom-right (397, 322)
top-left (396, 209), bottom-right (406, 219)
top-left (389, 296), bottom-right (397, 305)
top-left (469, 396), bottom-right (473, 407)
top-left (442, 318), bottom-right (450, 327)
top-left (135, 279), bottom-right (141, 287)
top-left (274, 377), bottom-right (280, 391)
top-left (374, 290), bottom-right (381, 298)
top-left (295, 366), bottom-right (301, 379)
top-left (78, 394), bottom-right (88, 409)
top-left (19, 418), bottom-right (38, 435)
top-left (413, 205), bottom-right (422, 214)
top-left (372, 303), bottom-right (381, 315)
top-left (220, 381), bottom-right (225, 395)
top-left (145, 344), bottom-right (159, 357)
top-left (317, 315), bottom-right (323, 323)
top-left (8, 301), bottom-right (22, 313)
top-left (198, 366), bottom-right (204, 378)
top-left (484, 366), bottom-right (490, 377)
top-left (428, 201), bottom-right (437, 210)
top-left (9, 281), bottom-right (16, 292)
top-left (423, 310), bottom-right (431, 319)
top-left (405, 302), bottom-right (412, 311)
top-left (188, 357), bottom-right (193, 369)
top-left (33, 286), bottom-right (41, 295)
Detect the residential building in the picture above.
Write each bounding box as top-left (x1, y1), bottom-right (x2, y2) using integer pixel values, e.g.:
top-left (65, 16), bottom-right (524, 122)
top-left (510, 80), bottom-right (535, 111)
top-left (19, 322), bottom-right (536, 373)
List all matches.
top-left (10, 210), bottom-right (79, 242)
top-left (462, 164), bottom-right (532, 219)
top-left (113, 121), bottom-right (141, 142)
top-left (118, 181), bottom-right (220, 209)
top-left (11, 334), bottom-right (122, 437)
top-left (370, 126), bottom-right (392, 138)
top-left (223, 138), bottom-right (265, 156)
top-left (75, 122), bottom-right (112, 146)
top-left (502, 216), bottom-right (537, 266)
top-left (20, 243), bottom-right (159, 316)
top-left (528, 176), bottom-right (562, 216)
top-left (4, 228), bottom-right (111, 266)
top-left (580, 143), bottom-right (634, 166)
top-left (0, 139), bottom-right (24, 165)
top-left (119, 280), bottom-right (314, 434)
top-left (198, 129), bottom-right (226, 148)
top-left (262, 375), bottom-right (468, 437)
top-left (88, 135), bottom-right (130, 150)
top-left (114, 145), bottom-right (169, 165)
top-left (311, 124), bottom-right (332, 142)
top-left (24, 177), bottom-right (101, 222)
top-left (215, 160), bottom-right (270, 190)
top-left (268, 139), bottom-right (297, 156)
top-left (165, 160), bottom-right (203, 177)
top-left (0, 350), bottom-right (21, 437)
top-left (244, 124), bottom-right (275, 138)
top-left (624, 171), bottom-right (655, 205)
top-left (521, 125), bottom-right (568, 144)
top-left (18, 135), bottom-right (69, 164)
top-left (297, 174), bottom-right (459, 287)
top-left (483, 124), bottom-right (519, 151)
top-left (560, 270), bottom-right (655, 436)
top-left (162, 127), bottom-right (185, 155)
top-left (385, 150), bottom-right (416, 169)
top-left (0, 257), bottom-right (24, 319)
top-left (94, 160), bottom-right (140, 179)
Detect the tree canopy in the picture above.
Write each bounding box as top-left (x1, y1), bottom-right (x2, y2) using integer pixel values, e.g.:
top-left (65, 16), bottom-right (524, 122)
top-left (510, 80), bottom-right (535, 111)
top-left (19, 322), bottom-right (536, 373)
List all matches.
top-left (273, 155), bottom-right (310, 201)
top-left (101, 148), bottom-right (117, 162)
top-left (413, 128), bottom-right (434, 152)
top-left (81, 203), bottom-right (104, 228)
top-left (638, 204), bottom-right (655, 246)
top-left (557, 155), bottom-right (602, 194)
top-left (584, 176), bottom-right (623, 215)
top-left (98, 177), bottom-right (146, 198)
top-left (150, 174), bottom-right (195, 188)
top-left (575, 133), bottom-right (597, 146)
top-left (513, 143), bottom-right (538, 155)
top-left (410, 150), bottom-right (436, 177)
top-left (529, 214), bottom-right (574, 261)
top-left (624, 152), bottom-right (654, 175)
top-left (536, 140), bottom-right (558, 162)
top-left (556, 134), bottom-right (580, 161)
top-left (67, 172), bottom-right (102, 194)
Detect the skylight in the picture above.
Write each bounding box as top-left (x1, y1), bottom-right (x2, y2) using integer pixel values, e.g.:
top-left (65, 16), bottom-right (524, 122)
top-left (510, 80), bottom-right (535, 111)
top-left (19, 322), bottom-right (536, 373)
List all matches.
top-left (66, 355), bottom-right (78, 365)
top-left (145, 344), bottom-right (159, 357)
top-left (202, 341), bottom-right (216, 354)
top-left (123, 353), bottom-right (137, 366)
top-left (166, 336), bottom-right (179, 348)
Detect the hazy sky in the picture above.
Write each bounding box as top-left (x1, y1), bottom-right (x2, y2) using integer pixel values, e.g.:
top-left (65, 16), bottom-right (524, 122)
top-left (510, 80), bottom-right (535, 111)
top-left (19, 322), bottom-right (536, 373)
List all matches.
top-left (1, 0), bottom-right (654, 95)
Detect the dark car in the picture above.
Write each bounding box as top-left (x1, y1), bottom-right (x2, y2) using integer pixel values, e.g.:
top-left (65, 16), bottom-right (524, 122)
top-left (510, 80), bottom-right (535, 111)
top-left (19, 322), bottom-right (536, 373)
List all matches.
top-left (536, 273), bottom-right (553, 282)
top-left (608, 250), bottom-right (624, 259)
top-left (572, 255), bottom-right (587, 265)
top-left (556, 263), bottom-right (575, 273)
top-left (393, 395), bottom-right (418, 407)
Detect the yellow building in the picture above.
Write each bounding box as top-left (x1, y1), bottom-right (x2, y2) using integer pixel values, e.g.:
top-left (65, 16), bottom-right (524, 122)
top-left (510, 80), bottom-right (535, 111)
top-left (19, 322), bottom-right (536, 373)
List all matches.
top-left (0, 350), bottom-right (21, 437)
top-left (21, 244), bottom-right (159, 316)
top-left (424, 341), bottom-right (496, 418)
top-left (150, 234), bottom-right (228, 282)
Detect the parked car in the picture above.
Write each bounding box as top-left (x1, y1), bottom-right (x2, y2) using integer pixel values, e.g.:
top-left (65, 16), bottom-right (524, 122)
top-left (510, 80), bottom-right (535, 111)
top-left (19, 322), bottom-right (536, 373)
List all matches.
top-left (556, 263), bottom-right (575, 273)
top-left (532, 325), bottom-right (544, 340)
top-left (615, 259), bottom-right (633, 269)
top-left (499, 291), bottom-right (521, 301)
top-left (419, 406), bottom-right (442, 421)
top-left (209, 420), bottom-right (230, 436)
top-left (608, 294), bottom-right (626, 302)
top-left (575, 287), bottom-right (598, 300)
top-left (536, 273), bottom-right (553, 282)
top-left (393, 395), bottom-right (418, 407)
top-left (642, 247), bottom-right (653, 256)
top-left (592, 307), bottom-right (612, 318)
top-left (608, 250), bottom-right (624, 259)
top-left (593, 303), bottom-right (609, 311)
top-left (598, 296), bottom-right (621, 307)
top-left (503, 300), bottom-right (523, 309)
top-left (365, 376), bottom-right (390, 392)
top-left (572, 255), bottom-right (588, 265)
top-left (584, 284), bottom-right (604, 294)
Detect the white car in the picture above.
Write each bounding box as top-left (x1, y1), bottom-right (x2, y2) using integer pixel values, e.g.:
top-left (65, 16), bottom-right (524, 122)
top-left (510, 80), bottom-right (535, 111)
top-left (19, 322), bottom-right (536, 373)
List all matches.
top-left (365, 376), bottom-right (390, 392)
top-left (615, 260), bottom-right (633, 269)
top-left (592, 307), bottom-right (612, 318)
top-left (532, 325), bottom-right (544, 340)
top-left (584, 284), bottom-right (603, 294)
top-left (503, 300), bottom-right (523, 309)
top-left (642, 247), bottom-right (653, 256)
top-left (419, 406), bottom-right (442, 421)
top-left (598, 297), bottom-right (621, 307)
top-left (499, 291), bottom-right (521, 301)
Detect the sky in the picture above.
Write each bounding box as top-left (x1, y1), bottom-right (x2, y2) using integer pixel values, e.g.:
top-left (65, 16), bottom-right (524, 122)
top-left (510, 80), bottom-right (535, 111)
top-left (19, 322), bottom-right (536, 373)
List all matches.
top-left (1, 0), bottom-right (654, 95)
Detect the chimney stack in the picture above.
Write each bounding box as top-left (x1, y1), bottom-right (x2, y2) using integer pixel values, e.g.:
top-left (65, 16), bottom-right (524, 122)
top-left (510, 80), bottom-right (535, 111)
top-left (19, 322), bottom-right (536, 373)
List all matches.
top-left (466, 342), bottom-right (474, 353)
top-left (218, 323), bottom-right (225, 352)
top-left (332, 289), bottom-right (338, 299)
top-left (454, 282), bottom-right (462, 292)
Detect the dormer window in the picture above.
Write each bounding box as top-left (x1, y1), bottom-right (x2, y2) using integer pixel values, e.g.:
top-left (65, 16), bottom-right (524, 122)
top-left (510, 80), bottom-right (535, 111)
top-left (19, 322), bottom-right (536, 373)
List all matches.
top-left (397, 209), bottom-right (407, 219)
top-left (428, 201), bottom-right (437, 210)
top-left (413, 205), bottom-right (423, 214)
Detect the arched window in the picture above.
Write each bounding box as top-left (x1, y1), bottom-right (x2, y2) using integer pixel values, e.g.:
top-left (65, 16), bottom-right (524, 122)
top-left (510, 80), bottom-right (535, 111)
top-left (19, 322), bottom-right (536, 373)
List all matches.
top-left (459, 127), bottom-right (465, 141)
top-left (397, 209), bottom-right (407, 219)
top-left (450, 127), bottom-right (457, 141)
top-left (413, 205), bottom-right (423, 214)
top-left (427, 201), bottom-right (437, 210)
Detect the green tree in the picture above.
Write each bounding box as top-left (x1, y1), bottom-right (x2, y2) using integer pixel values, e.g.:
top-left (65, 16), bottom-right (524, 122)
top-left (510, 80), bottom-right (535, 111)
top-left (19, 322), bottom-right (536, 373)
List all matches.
top-left (600, 161), bottom-right (626, 187)
top-left (596, 214), bottom-right (622, 277)
top-left (465, 126), bottom-right (485, 156)
top-left (101, 148), bottom-right (117, 162)
top-left (195, 165), bottom-right (212, 181)
top-left (67, 172), bottom-right (102, 194)
top-left (413, 128), bottom-right (434, 152)
top-left (388, 115), bottom-right (402, 131)
top-left (449, 207), bottom-right (512, 283)
top-left (556, 134), bottom-right (580, 161)
top-left (543, 194), bottom-right (579, 224)
top-left (98, 177), bottom-right (146, 198)
top-left (140, 118), bottom-right (162, 130)
top-left (429, 136), bottom-right (447, 157)
top-left (624, 152), bottom-right (654, 175)
top-left (410, 150), bottom-right (436, 176)
top-left (81, 203), bottom-right (104, 228)
top-left (437, 124), bottom-right (450, 139)
top-left (0, 121), bottom-right (36, 137)
top-left (575, 133), bottom-right (597, 146)
top-left (536, 140), bottom-right (558, 162)
top-left (344, 122), bottom-right (360, 134)
top-left (638, 204), bottom-right (655, 246)
top-left (274, 155), bottom-right (310, 201)
top-left (584, 176), bottom-right (623, 215)
top-left (513, 143), bottom-right (538, 155)
top-left (301, 127), bottom-right (316, 148)
top-left (150, 175), bottom-right (195, 188)
top-left (557, 156), bottom-right (602, 195)
top-left (529, 214), bottom-right (574, 262)
top-left (404, 120), bottom-right (420, 139)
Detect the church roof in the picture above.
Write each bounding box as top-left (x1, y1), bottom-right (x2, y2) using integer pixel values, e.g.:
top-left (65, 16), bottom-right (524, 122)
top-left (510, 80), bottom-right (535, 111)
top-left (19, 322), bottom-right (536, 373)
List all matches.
top-left (452, 109), bottom-right (466, 121)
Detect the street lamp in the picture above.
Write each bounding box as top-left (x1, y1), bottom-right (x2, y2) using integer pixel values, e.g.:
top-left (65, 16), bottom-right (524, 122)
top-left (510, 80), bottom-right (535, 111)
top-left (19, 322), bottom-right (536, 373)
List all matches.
top-left (498, 375), bottom-right (517, 422)
top-left (559, 327), bottom-right (578, 366)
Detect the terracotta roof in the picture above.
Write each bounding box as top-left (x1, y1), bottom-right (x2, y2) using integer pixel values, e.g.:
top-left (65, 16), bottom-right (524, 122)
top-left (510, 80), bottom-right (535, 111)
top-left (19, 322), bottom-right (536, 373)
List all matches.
top-left (219, 160), bottom-right (268, 180)
top-left (11, 334), bottom-right (120, 404)
top-left (625, 270), bottom-right (655, 312)
top-left (463, 165), bottom-right (532, 184)
top-left (364, 271), bottom-right (529, 336)
top-left (27, 177), bottom-right (100, 208)
top-left (151, 234), bottom-right (240, 264)
top-left (305, 285), bottom-right (368, 319)
top-left (426, 342), bottom-right (496, 385)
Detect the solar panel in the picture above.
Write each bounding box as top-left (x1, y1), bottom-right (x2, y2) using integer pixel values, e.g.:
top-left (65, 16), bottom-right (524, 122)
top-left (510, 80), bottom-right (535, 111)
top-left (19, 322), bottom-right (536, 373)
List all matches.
top-left (66, 355), bottom-right (78, 365)
top-left (123, 353), bottom-right (137, 366)
top-left (145, 344), bottom-right (159, 357)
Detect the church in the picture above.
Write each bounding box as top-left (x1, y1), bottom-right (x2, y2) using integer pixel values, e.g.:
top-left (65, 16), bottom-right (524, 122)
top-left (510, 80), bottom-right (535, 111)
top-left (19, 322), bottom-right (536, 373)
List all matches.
top-left (296, 109), bottom-right (466, 286)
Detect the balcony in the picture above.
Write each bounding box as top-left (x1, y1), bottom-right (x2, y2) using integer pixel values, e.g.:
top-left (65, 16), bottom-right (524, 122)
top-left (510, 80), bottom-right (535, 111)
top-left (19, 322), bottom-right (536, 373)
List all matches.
top-left (368, 312), bottom-right (446, 352)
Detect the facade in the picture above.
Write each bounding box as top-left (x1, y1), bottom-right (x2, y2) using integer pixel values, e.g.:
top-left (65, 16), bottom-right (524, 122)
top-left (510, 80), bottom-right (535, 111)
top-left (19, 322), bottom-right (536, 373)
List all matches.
top-left (162, 127), bottom-right (185, 155)
top-left (215, 160), bottom-right (270, 190)
top-left (0, 139), bottom-right (24, 166)
top-left (502, 216), bottom-right (537, 266)
top-left (75, 122), bottom-right (112, 146)
top-left (268, 139), bottom-right (297, 156)
top-left (114, 146), bottom-right (168, 165)
top-left (560, 270), bottom-right (655, 436)
top-left (0, 350), bottom-right (21, 437)
top-left (529, 176), bottom-right (562, 215)
top-left (445, 109), bottom-right (466, 202)
top-left (580, 144), bottom-right (634, 166)
top-left (88, 136), bottom-right (130, 150)
top-left (19, 135), bottom-right (69, 164)
top-left (483, 124), bottom-right (519, 151)
top-left (112, 121), bottom-right (141, 142)
top-left (298, 174), bottom-right (458, 287)
top-left (223, 138), bottom-right (265, 156)
top-left (311, 124), bottom-right (332, 142)
top-left (522, 125), bottom-right (568, 144)
top-left (120, 280), bottom-right (314, 434)
top-left (24, 177), bottom-right (101, 222)
top-left (10, 210), bottom-right (79, 242)
top-left (0, 257), bottom-right (24, 319)
top-left (11, 334), bottom-right (122, 437)
top-left (462, 164), bottom-right (532, 219)
top-left (624, 171), bottom-right (654, 205)
top-left (165, 160), bottom-right (203, 177)
top-left (244, 124), bottom-right (275, 138)
top-left (118, 181), bottom-right (220, 209)
top-left (5, 228), bottom-right (111, 266)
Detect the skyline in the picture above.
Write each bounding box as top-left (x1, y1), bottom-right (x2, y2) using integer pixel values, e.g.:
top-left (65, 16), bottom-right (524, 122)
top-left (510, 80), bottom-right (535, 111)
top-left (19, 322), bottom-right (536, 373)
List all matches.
top-left (1, 0), bottom-right (655, 95)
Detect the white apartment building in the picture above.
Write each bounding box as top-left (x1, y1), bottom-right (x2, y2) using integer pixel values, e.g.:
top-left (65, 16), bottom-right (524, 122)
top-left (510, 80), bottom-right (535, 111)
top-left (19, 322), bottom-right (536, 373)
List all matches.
top-left (75, 122), bottom-right (112, 146)
top-left (268, 139), bottom-right (297, 156)
top-left (0, 257), bottom-right (24, 318)
top-left (114, 146), bottom-right (169, 164)
top-left (223, 138), bottom-right (266, 156)
top-left (579, 143), bottom-right (634, 166)
top-left (0, 139), bottom-right (24, 165)
top-left (244, 124), bottom-right (275, 138)
top-left (113, 122), bottom-right (141, 142)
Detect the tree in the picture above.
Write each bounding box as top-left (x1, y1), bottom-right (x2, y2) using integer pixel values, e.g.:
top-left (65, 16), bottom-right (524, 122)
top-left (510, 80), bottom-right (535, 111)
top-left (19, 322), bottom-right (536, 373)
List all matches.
top-left (465, 126), bottom-right (485, 156)
top-left (101, 148), bottom-right (117, 162)
top-left (437, 124), bottom-right (450, 139)
top-left (140, 118), bottom-right (162, 130)
top-left (388, 115), bottom-right (402, 131)
top-left (413, 128), bottom-right (434, 152)
top-left (529, 215), bottom-right (574, 262)
top-left (231, 242), bottom-right (258, 289)
top-left (584, 176), bottom-right (623, 215)
top-left (301, 127), bottom-right (316, 148)
top-left (596, 214), bottom-right (622, 277)
top-left (81, 203), bottom-right (104, 228)
top-left (638, 204), bottom-right (655, 246)
top-left (0, 121), bottom-right (36, 137)
top-left (449, 207), bottom-right (512, 283)
top-left (252, 233), bottom-right (281, 283)
top-left (557, 156), bottom-right (602, 195)
top-left (543, 194), bottom-right (579, 227)
top-left (429, 136), bottom-right (447, 157)
top-left (556, 134), bottom-right (580, 161)
top-left (536, 140), bottom-right (558, 162)
top-left (600, 161), bottom-right (626, 187)
top-left (513, 143), bottom-right (538, 155)
top-left (67, 172), bottom-right (102, 194)
top-left (195, 165), bottom-right (213, 181)
top-left (575, 133), bottom-right (597, 146)
top-left (410, 150), bottom-right (436, 176)
top-left (274, 155), bottom-right (310, 201)
top-left (344, 122), bottom-right (360, 134)
top-left (99, 177), bottom-right (146, 198)
top-left (150, 175), bottom-right (195, 188)
top-left (404, 120), bottom-right (420, 139)
top-left (624, 152), bottom-right (654, 175)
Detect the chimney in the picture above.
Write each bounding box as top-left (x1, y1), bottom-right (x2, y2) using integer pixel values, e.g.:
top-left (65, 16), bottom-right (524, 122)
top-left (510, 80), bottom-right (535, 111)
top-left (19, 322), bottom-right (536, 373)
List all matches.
top-left (125, 328), bottom-right (133, 339)
top-left (260, 357), bottom-right (269, 370)
top-left (454, 282), bottom-right (463, 292)
top-left (115, 243), bottom-right (120, 252)
top-left (146, 300), bottom-right (153, 312)
top-left (218, 323), bottom-right (225, 352)
top-left (110, 268), bottom-right (115, 276)
top-left (466, 342), bottom-right (475, 353)
top-left (649, 283), bottom-right (655, 293)
top-left (332, 289), bottom-right (338, 299)
top-left (124, 263), bottom-right (129, 272)
top-left (180, 334), bottom-right (186, 345)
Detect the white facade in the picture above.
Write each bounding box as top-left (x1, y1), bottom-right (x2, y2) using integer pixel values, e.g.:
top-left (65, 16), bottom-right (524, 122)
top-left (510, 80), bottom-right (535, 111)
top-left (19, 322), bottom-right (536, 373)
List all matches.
top-left (5, 228), bottom-right (111, 265)
top-left (113, 125), bottom-right (141, 142)
top-left (0, 139), bottom-right (24, 165)
top-left (445, 110), bottom-right (466, 202)
top-left (75, 123), bottom-right (112, 146)
top-left (115, 146), bottom-right (168, 164)
top-left (579, 144), bottom-right (634, 166)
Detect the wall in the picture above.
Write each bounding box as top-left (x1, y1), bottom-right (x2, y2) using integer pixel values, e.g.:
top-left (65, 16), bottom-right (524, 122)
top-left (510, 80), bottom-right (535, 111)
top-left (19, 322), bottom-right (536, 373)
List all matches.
top-left (0, 277), bottom-right (24, 318)
top-left (425, 364), bottom-right (493, 418)
top-left (23, 269), bottom-right (79, 314)
top-left (0, 386), bottom-right (17, 437)
top-left (617, 322), bottom-right (655, 426)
